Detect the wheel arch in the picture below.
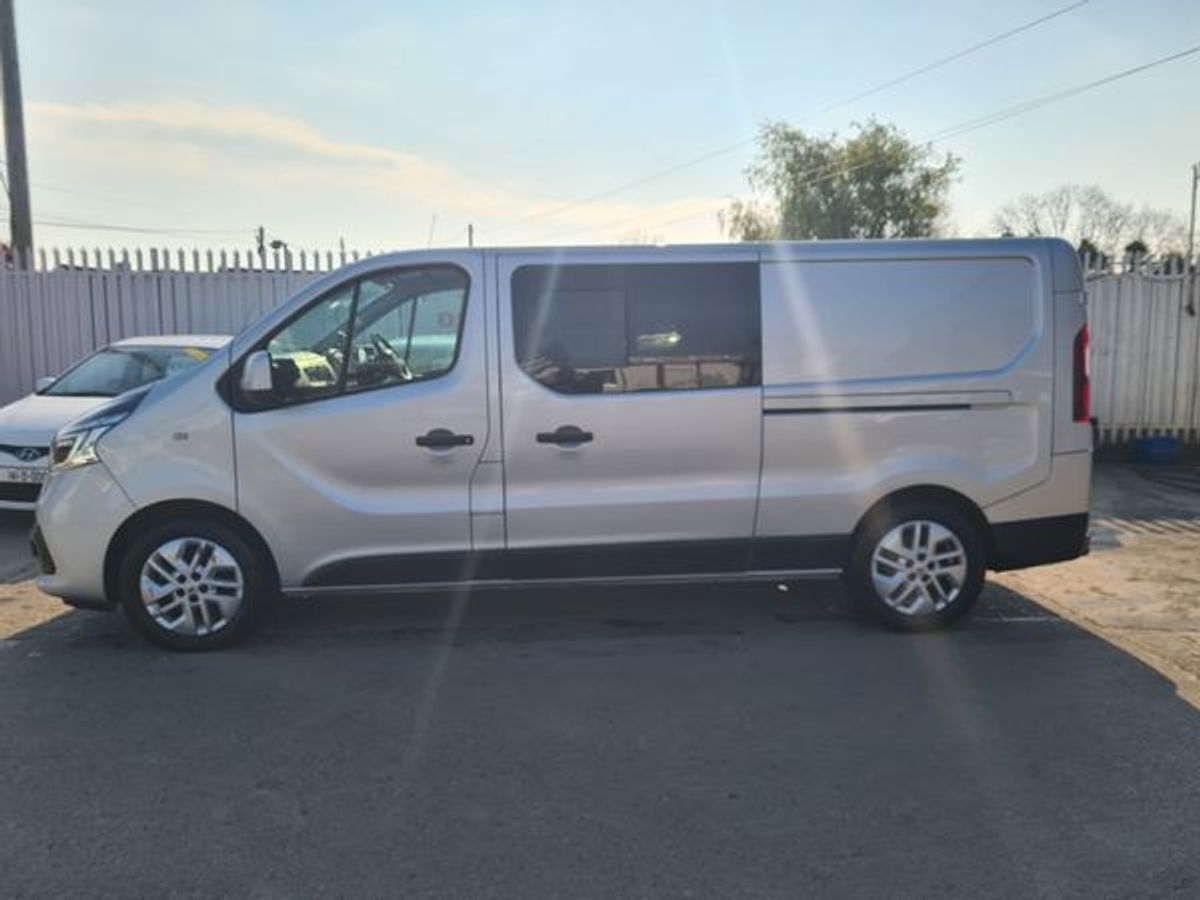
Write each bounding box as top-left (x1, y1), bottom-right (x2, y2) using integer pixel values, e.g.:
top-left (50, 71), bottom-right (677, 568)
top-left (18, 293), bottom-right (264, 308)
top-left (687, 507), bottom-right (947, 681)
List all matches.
top-left (104, 499), bottom-right (280, 602)
top-left (850, 485), bottom-right (994, 565)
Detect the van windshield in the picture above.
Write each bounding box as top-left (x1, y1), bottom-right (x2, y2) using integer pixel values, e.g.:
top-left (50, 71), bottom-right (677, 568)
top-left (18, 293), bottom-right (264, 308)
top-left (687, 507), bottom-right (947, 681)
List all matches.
top-left (44, 346), bottom-right (213, 397)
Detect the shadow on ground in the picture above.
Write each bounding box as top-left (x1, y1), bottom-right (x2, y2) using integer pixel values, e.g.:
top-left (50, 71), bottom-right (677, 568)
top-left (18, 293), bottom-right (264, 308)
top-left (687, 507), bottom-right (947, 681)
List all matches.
top-left (6, 573), bottom-right (1056, 649)
top-left (3, 578), bottom-right (1198, 898)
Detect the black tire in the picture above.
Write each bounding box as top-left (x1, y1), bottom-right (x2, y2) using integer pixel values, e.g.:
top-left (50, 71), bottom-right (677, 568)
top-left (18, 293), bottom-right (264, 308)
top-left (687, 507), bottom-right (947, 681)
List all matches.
top-left (844, 499), bottom-right (986, 632)
top-left (117, 517), bottom-right (274, 651)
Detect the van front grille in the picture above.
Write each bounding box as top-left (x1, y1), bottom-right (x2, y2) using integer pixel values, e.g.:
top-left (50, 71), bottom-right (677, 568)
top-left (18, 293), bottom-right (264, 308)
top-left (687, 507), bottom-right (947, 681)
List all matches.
top-left (0, 482), bottom-right (42, 503)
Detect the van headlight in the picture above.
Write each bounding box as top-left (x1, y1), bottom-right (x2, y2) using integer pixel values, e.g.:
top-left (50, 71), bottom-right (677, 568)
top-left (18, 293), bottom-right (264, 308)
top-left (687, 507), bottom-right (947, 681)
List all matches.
top-left (51, 388), bottom-right (149, 471)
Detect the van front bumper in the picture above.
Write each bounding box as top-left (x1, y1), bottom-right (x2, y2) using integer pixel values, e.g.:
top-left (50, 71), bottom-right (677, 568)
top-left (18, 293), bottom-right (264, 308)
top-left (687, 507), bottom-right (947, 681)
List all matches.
top-left (990, 512), bottom-right (1090, 571)
top-left (35, 463), bottom-right (133, 609)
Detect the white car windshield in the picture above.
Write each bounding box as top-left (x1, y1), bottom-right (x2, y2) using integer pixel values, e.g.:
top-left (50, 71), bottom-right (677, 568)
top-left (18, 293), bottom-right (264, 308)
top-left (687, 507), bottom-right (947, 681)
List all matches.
top-left (43, 346), bottom-right (213, 397)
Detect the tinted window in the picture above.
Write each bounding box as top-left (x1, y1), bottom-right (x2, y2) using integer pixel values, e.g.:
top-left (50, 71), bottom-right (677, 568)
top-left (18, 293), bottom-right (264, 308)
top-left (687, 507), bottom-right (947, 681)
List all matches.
top-left (258, 266), bottom-right (468, 406)
top-left (512, 263), bottom-right (760, 394)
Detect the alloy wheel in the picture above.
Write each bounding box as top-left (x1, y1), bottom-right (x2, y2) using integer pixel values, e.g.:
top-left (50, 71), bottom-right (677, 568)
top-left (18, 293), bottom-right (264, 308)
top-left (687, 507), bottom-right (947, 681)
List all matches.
top-left (870, 520), bottom-right (968, 616)
top-left (139, 537), bottom-right (245, 636)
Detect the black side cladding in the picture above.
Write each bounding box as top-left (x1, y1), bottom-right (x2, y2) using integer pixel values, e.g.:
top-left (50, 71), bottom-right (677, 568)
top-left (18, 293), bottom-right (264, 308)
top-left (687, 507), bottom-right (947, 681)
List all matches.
top-left (989, 513), bottom-right (1090, 571)
top-left (30, 523), bottom-right (55, 575)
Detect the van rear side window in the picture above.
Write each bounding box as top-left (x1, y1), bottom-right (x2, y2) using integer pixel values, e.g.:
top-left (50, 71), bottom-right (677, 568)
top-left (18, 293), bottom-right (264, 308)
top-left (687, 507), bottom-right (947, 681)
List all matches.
top-left (512, 262), bottom-right (761, 395)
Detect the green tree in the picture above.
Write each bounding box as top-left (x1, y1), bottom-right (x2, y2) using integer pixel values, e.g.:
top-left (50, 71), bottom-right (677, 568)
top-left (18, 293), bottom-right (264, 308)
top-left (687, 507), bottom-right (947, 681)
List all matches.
top-left (1123, 239), bottom-right (1149, 259)
top-left (1077, 237), bottom-right (1109, 270)
top-left (722, 120), bottom-right (960, 241)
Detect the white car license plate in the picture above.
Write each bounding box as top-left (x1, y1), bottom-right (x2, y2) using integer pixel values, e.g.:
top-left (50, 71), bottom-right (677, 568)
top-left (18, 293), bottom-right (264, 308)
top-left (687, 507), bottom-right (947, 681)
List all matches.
top-left (2, 467), bottom-right (46, 484)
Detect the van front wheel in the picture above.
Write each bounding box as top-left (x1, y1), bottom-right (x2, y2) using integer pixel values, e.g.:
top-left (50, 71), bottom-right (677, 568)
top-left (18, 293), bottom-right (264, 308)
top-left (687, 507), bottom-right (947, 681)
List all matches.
top-left (845, 501), bottom-right (985, 631)
top-left (117, 518), bottom-right (272, 650)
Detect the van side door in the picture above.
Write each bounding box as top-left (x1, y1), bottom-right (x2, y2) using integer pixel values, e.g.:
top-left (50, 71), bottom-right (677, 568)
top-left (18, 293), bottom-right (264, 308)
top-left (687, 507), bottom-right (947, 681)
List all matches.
top-left (230, 261), bottom-right (488, 589)
top-left (497, 253), bottom-right (764, 577)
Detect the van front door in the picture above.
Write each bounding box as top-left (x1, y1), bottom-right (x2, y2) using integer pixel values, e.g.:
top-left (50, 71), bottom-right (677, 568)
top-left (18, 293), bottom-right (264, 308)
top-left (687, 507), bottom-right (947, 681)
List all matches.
top-left (232, 261), bottom-right (489, 589)
top-left (497, 253), bottom-right (763, 578)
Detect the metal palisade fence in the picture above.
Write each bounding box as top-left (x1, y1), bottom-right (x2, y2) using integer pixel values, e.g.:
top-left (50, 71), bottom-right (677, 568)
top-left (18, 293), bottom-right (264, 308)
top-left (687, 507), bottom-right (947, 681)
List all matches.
top-left (0, 246), bottom-right (1198, 446)
top-left (1086, 255), bottom-right (1200, 446)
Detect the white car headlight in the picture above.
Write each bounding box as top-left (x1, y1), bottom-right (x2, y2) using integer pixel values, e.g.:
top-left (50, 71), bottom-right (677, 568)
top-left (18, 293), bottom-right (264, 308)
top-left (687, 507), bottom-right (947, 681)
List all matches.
top-left (50, 388), bottom-right (149, 472)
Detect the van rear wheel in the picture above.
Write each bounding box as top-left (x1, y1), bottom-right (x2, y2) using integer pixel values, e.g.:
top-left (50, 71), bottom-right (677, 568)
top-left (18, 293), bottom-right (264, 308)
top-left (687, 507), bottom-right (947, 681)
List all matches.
top-left (117, 518), bottom-right (273, 650)
top-left (845, 500), bottom-right (985, 631)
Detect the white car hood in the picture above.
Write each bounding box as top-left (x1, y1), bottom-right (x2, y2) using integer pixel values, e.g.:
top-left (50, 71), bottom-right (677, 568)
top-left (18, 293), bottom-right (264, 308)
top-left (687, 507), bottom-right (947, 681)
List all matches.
top-left (0, 393), bottom-right (108, 450)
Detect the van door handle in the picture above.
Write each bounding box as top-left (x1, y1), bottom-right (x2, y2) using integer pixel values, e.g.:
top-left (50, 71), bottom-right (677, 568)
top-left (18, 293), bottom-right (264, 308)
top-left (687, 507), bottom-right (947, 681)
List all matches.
top-left (416, 428), bottom-right (474, 449)
top-left (536, 425), bottom-right (593, 445)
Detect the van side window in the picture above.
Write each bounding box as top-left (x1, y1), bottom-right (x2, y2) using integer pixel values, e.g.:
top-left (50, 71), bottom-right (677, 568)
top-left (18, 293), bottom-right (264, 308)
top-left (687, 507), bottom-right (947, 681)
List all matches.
top-left (257, 266), bottom-right (468, 406)
top-left (344, 269), bottom-right (467, 394)
top-left (512, 263), bottom-right (761, 394)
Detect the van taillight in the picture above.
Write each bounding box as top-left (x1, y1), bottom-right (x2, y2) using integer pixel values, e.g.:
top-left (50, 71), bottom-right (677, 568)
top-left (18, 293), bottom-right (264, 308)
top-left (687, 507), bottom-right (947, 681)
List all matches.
top-left (1073, 323), bottom-right (1090, 422)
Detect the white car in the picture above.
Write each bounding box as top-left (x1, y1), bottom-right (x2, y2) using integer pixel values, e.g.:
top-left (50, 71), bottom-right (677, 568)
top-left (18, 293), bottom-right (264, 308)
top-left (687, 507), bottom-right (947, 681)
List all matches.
top-left (0, 335), bottom-right (230, 510)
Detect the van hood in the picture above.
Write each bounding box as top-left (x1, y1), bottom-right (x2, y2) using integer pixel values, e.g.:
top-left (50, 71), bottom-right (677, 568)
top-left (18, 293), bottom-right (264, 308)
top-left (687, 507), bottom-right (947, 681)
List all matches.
top-left (0, 393), bottom-right (109, 449)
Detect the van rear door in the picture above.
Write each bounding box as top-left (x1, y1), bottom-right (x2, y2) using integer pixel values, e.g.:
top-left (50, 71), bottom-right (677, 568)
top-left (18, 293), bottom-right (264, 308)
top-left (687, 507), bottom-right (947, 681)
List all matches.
top-left (496, 251), bottom-right (764, 577)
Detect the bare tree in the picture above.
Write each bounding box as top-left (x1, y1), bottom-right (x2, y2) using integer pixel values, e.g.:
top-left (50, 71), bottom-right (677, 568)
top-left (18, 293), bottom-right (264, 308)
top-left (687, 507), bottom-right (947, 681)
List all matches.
top-left (994, 184), bottom-right (1187, 256)
top-left (995, 186), bottom-right (1076, 237)
top-left (1075, 186), bottom-right (1135, 252)
top-left (1128, 207), bottom-right (1189, 255)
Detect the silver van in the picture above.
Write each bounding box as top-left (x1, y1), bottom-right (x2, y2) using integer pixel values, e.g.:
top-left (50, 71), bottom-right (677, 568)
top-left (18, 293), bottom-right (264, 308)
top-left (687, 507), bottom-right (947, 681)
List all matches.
top-left (32, 239), bottom-right (1091, 649)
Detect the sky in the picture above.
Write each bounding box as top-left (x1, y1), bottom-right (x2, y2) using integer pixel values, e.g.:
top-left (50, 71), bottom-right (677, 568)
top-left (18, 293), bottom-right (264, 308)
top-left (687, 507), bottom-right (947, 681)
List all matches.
top-left (7, 0), bottom-right (1200, 255)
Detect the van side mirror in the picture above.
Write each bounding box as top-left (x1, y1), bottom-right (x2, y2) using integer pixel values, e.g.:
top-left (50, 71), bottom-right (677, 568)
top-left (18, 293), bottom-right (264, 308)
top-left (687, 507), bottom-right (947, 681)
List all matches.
top-left (239, 351), bottom-right (275, 398)
top-left (34, 376), bottom-right (56, 393)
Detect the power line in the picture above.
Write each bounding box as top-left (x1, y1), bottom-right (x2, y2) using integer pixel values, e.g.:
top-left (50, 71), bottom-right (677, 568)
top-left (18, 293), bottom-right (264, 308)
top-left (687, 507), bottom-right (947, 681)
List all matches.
top-left (29, 180), bottom-right (198, 216)
top-left (923, 43), bottom-right (1200, 142)
top-left (535, 41), bottom-right (1200, 243)
top-left (490, 0), bottom-right (1091, 238)
top-left (0, 154), bottom-right (254, 236)
top-left (0, 155), bottom-right (239, 218)
top-left (6, 211), bottom-right (250, 239)
top-left (826, 0), bottom-right (1091, 111)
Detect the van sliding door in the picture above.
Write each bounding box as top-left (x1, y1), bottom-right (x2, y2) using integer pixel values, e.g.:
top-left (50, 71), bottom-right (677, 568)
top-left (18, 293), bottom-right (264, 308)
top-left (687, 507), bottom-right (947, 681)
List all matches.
top-left (497, 252), bottom-right (763, 579)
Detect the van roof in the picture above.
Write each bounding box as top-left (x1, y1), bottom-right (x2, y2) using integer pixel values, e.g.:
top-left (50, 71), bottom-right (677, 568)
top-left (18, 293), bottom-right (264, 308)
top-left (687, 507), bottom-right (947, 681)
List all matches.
top-left (323, 237), bottom-right (1076, 287)
top-left (488, 237), bottom-right (1067, 256)
top-left (342, 236), bottom-right (1072, 265)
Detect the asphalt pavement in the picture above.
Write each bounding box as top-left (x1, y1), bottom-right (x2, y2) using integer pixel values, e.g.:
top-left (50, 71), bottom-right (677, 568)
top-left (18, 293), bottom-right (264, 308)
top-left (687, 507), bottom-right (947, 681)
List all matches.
top-left (2, 576), bottom-right (1198, 898)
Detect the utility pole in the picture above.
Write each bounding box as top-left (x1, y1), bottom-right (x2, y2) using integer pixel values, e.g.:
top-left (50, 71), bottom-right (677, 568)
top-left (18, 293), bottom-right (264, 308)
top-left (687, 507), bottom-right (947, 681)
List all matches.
top-left (467, 223), bottom-right (474, 248)
top-left (0, 0), bottom-right (32, 265)
top-left (255, 225), bottom-right (265, 262)
top-left (1188, 162), bottom-right (1198, 315)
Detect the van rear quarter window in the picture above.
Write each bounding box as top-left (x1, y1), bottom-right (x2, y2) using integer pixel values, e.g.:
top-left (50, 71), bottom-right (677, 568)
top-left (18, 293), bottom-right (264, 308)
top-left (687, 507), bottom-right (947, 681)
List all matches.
top-left (512, 262), bottom-right (761, 394)
top-left (760, 258), bottom-right (1038, 385)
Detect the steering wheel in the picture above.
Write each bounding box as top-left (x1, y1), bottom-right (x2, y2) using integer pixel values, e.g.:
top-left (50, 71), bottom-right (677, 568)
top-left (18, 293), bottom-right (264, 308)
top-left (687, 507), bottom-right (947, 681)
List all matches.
top-left (370, 333), bottom-right (414, 381)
